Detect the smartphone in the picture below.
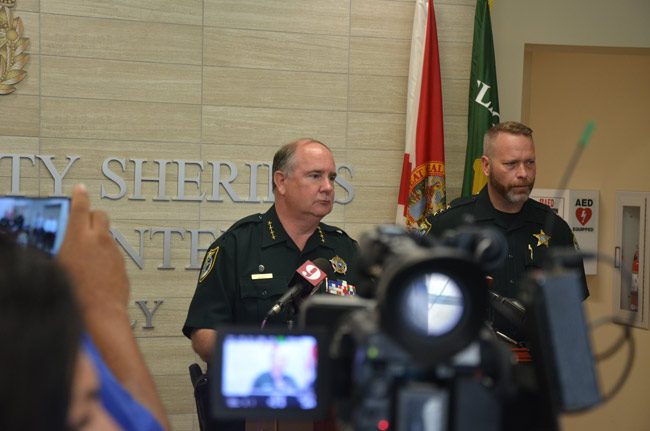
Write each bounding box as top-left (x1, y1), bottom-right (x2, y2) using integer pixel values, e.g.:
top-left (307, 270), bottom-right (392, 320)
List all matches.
top-left (0, 196), bottom-right (71, 256)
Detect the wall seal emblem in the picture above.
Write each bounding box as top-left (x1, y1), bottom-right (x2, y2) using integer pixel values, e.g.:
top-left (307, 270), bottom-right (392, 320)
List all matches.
top-left (0, 0), bottom-right (30, 95)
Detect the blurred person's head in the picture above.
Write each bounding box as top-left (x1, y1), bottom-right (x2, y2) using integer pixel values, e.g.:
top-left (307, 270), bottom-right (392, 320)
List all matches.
top-left (0, 240), bottom-right (117, 430)
top-left (68, 349), bottom-right (120, 431)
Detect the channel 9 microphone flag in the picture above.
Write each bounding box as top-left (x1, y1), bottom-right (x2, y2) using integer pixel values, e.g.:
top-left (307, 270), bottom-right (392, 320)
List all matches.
top-left (396, 0), bottom-right (446, 233)
top-left (461, 0), bottom-right (500, 197)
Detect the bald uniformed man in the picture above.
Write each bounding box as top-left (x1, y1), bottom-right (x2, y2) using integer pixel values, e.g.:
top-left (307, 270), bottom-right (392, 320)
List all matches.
top-left (424, 121), bottom-right (588, 344)
top-left (183, 139), bottom-right (359, 363)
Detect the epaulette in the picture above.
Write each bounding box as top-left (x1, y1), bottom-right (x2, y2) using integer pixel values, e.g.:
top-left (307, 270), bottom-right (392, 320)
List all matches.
top-left (224, 213), bottom-right (264, 233)
top-left (528, 199), bottom-right (553, 211)
top-left (527, 198), bottom-right (556, 214)
top-left (431, 205), bottom-right (450, 217)
top-left (449, 195), bottom-right (476, 209)
top-left (432, 195), bottom-right (475, 217)
top-left (319, 222), bottom-right (352, 238)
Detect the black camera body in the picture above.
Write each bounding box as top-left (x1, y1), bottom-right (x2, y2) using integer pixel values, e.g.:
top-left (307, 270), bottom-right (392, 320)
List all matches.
top-left (301, 225), bottom-right (512, 431)
top-left (323, 305), bottom-right (507, 431)
top-left (210, 224), bottom-right (600, 431)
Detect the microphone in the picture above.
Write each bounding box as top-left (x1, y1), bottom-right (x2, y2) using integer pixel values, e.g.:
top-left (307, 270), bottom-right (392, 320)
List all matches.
top-left (266, 257), bottom-right (333, 318)
top-left (488, 289), bottom-right (527, 342)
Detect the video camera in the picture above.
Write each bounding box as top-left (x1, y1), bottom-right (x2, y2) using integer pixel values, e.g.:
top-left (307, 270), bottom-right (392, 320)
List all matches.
top-left (209, 224), bottom-right (601, 431)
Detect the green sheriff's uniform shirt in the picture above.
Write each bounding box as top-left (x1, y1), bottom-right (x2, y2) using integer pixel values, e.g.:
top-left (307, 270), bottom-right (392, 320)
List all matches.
top-left (423, 186), bottom-right (588, 342)
top-left (183, 205), bottom-right (360, 337)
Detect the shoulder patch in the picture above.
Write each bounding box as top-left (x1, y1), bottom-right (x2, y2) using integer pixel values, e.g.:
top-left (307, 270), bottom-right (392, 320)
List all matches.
top-left (572, 233), bottom-right (580, 250)
top-left (199, 246), bottom-right (219, 282)
top-left (419, 216), bottom-right (433, 235)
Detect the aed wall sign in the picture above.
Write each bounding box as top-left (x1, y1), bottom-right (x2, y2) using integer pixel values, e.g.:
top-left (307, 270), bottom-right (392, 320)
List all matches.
top-left (531, 188), bottom-right (599, 275)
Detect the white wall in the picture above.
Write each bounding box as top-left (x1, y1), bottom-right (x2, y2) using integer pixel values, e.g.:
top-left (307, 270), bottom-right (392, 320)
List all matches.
top-left (492, 0), bottom-right (650, 121)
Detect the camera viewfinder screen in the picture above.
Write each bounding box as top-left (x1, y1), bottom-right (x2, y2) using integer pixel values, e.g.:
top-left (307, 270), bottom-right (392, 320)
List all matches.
top-left (219, 334), bottom-right (319, 412)
top-left (404, 272), bottom-right (464, 336)
top-left (0, 197), bottom-right (70, 256)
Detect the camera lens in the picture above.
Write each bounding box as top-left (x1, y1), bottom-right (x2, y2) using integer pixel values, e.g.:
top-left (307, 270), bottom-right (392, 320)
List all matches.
top-left (403, 272), bottom-right (464, 336)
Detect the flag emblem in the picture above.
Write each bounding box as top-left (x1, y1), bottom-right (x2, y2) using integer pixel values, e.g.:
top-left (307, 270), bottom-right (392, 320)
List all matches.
top-left (407, 161), bottom-right (446, 229)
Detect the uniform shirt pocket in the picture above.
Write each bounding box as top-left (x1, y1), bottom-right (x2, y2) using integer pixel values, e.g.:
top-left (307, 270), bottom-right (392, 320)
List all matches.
top-left (239, 276), bottom-right (287, 300)
top-left (238, 273), bottom-right (290, 324)
top-left (524, 242), bottom-right (547, 270)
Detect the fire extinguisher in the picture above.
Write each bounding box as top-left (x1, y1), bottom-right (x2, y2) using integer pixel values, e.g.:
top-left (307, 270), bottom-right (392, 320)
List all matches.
top-left (630, 248), bottom-right (639, 312)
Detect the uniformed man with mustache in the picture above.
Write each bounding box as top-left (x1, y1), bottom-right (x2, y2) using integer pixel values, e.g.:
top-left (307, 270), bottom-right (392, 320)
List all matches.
top-left (424, 121), bottom-right (588, 345)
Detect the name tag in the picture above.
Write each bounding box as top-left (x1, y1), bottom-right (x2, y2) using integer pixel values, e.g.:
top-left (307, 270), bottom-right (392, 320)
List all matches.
top-left (251, 273), bottom-right (273, 280)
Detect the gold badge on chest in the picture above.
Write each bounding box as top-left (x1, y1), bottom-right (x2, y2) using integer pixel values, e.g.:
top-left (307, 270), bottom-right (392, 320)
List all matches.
top-left (533, 229), bottom-right (551, 247)
top-left (329, 255), bottom-right (348, 275)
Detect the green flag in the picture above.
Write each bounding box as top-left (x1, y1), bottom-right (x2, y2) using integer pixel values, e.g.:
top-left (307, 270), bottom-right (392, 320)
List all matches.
top-left (462, 0), bottom-right (500, 197)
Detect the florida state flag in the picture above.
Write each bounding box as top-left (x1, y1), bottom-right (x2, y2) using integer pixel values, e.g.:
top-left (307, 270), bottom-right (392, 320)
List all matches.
top-left (396, 0), bottom-right (446, 232)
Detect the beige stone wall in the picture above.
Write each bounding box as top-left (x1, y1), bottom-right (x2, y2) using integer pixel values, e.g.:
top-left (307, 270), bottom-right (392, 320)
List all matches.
top-left (0, 1), bottom-right (476, 428)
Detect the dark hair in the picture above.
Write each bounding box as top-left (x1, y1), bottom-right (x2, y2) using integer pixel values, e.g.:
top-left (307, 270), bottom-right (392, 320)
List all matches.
top-left (271, 138), bottom-right (329, 190)
top-left (0, 239), bottom-right (82, 431)
top-left (483, 121), bottom-right (534, 156)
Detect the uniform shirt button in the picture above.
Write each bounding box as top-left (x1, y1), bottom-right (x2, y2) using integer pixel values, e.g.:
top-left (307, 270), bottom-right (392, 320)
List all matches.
top-left (261, 290), bottom-right (268, 297)
top-left (509, 280), bottom-right (514, 284)
top-left (508, 254), bottom-right (513, 259)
